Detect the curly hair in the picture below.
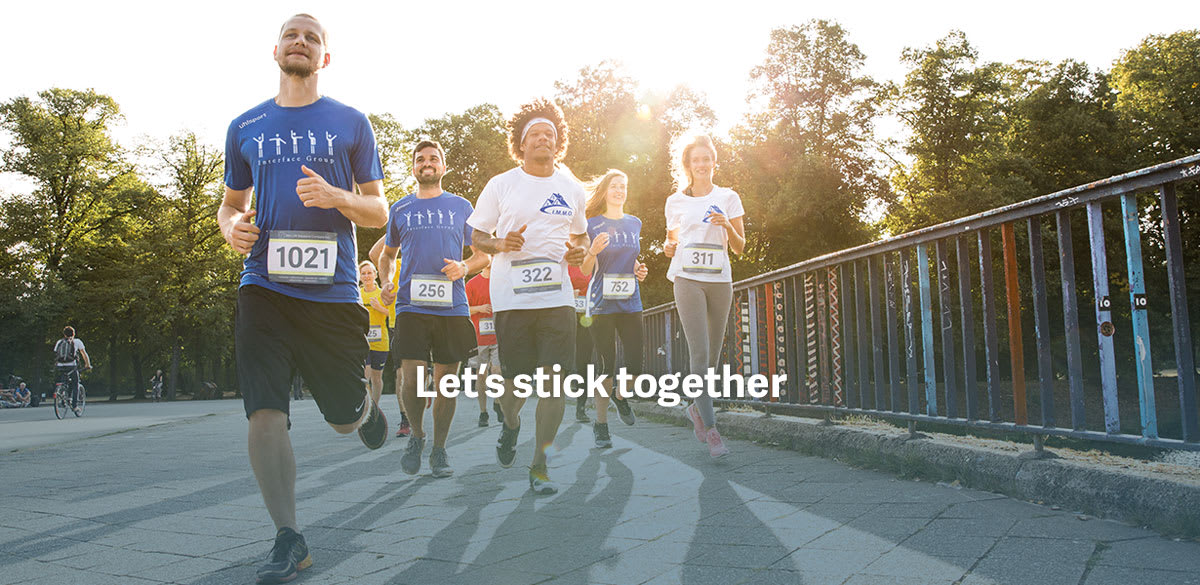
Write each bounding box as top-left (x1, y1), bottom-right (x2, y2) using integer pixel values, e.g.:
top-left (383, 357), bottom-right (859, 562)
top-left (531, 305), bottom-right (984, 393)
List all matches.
top-left (507, 98), bottom-right (569, 163)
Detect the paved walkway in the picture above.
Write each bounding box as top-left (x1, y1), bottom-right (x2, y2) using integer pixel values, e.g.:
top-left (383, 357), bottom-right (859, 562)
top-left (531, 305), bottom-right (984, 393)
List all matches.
top-left (2, 398), bottom-right (1198, 585)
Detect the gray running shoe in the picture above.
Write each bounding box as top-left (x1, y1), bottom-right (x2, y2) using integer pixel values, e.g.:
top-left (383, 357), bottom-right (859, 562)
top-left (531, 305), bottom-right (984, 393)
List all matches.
top-left (255, 527), bottom-right (311, 584)
top-left (613, 396), bottom-right (636, 426)
top-left (575, 399), bottom-right (590, 423)
top-left (593, 422), bottom-right (612, 449)
top-left (429, 446), bottom-right (454, 478)
top-left (401, 436), bottom-right (425, 475)
top-left (529, 464), bottom-right (558, 495)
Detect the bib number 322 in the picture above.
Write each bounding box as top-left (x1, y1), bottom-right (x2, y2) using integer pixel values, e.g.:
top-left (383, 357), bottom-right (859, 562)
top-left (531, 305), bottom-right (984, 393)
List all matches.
top-left (267, 230), bottom-right (337, 285)
top-left (512, 258), bottom-right (563, 295)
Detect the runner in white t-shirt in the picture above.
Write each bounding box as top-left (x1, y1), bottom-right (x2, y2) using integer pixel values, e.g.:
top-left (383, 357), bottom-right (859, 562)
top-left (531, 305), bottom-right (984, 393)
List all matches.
top-left (664, 135), bottom-right (747, 459)
top-left (466, 98), bottom-right (589, 495)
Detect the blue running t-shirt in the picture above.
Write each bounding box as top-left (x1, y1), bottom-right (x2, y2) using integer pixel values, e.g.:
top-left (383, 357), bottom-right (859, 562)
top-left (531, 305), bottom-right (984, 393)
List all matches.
top-left (586, 214), bottom-right (643, 314)
top-left (225, 97), bottom-right (384, 303)
top-left (385, 192), bottom-right (475, 316)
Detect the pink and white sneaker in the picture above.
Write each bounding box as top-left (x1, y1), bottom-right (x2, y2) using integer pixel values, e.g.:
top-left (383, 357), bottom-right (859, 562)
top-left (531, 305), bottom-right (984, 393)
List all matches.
top-left (686, 404), bottom-right (706, 443)
top-left (706, 428), bottom-right (729, 458)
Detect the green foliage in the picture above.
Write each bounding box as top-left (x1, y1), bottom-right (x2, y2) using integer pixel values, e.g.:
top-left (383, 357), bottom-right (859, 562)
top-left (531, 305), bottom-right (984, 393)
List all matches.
top-left (724, 20), bottom-right (887, 276)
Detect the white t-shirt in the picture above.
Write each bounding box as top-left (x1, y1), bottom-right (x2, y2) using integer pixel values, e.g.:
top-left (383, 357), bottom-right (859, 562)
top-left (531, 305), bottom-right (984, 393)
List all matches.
top-left (54, 338), bottom-right (87, 367)
top-left (665, 186), bottom-right (745, 283)
top-left (467, 166), bottom-right (588, 311)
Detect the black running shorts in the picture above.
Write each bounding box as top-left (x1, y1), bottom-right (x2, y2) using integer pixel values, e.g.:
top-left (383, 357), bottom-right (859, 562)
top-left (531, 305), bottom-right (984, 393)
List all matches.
top-left (236, 285), bottom-right (369, 425)
top-left (390, 312), bottom-right (477, 364)
top-left (494, 306), bottom-right (577, 379)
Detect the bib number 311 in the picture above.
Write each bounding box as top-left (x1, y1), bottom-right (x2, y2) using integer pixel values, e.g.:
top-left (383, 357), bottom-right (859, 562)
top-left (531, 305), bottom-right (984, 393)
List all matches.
top-left (682, 243), bottom-right (727, 274)
top-left (267, 230), bottom-right (337, 285)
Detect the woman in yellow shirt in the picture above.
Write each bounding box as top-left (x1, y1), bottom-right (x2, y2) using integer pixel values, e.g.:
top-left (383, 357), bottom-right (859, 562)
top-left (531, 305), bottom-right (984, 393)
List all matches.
top-left (359, 261), bottom-right (393, 407)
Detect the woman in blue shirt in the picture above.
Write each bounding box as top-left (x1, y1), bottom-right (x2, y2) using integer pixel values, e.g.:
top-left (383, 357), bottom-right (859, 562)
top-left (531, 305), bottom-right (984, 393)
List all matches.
top-left (581, 169), bottom-right (648, 448)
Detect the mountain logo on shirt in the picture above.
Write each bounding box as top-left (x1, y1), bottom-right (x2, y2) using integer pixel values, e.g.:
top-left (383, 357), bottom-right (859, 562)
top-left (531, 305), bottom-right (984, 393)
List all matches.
top-left (539, 193), bottom-right (574, 216)
top-left (701, 205), bottom-right (725, 223)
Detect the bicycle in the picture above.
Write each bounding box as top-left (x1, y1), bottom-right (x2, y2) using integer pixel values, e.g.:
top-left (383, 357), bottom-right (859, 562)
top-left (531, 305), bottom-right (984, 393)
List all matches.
top-left (53, 376), bottom-right (85, 419)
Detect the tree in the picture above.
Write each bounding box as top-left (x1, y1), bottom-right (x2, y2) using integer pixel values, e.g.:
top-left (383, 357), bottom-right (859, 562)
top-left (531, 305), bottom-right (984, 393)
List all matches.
top-left (725, 20), bottom-right (887, 274)
top-left (883, 31), bottom-right (1019, 233)
top-left (1111, 30), bottom-right (1200, 164)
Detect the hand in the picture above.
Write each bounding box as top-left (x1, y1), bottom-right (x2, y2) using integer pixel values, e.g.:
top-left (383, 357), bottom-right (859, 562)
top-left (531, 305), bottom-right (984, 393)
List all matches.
top-left (564, 241), bottom-right (588, 266)
top-left (296, 165), bottom-right (343, 209)
top-left (381, 282), bottom-right (397, 305)
top-left (664, 237), bottom-right (678, 258)
top-left (479, 303), bottom-right (492, 314)
top-left (441, 258), bottom-right (468, 281)
top-left (226, 209), bottom-right (260, 255)
top-left (501, 225), bottom-right (527, 252)
top-left (706, 211), bottom-right (728, 228)
top-left (635, 261), bottom-right (648, 282)
top-left (590, 232), bottom-right (610, 256)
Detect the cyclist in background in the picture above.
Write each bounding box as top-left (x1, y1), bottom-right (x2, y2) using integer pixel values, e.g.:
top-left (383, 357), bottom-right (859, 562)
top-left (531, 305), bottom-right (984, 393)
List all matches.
top-left (53, 326), bottom-right (92, 415)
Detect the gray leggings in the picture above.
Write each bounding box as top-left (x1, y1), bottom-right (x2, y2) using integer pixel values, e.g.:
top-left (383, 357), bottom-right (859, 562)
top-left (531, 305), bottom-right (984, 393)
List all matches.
top-left (673, 277), bottom-right (733, 427)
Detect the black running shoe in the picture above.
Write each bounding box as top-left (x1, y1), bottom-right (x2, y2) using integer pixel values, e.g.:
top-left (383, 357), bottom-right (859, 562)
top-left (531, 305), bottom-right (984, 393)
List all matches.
top-left (256, 527), bottom-right (311, 584)
top-left (613, 396), bottom-right (636, 426)
top-left (493, 400), bottom-right (505, 425)
top-left (575, 399), bottom-right (590, 423)
top-left (357, 400), bottom-right (387, 450)
top-left (496, 423), bottom-right (519, 468)
top-left (478, 412), bottom-right (489, 427)
top-left (593, 422), bottom-right (612, 449)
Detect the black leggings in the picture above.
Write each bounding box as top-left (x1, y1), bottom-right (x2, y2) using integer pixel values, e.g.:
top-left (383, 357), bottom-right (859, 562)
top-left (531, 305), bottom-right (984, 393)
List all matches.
top-left (590, 312), bottom-right (644, 378)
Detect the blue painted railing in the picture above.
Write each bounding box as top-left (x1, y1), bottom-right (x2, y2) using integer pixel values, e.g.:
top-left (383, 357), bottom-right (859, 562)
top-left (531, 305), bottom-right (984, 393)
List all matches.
top-left (642, 154), bottom-right (1200, 451)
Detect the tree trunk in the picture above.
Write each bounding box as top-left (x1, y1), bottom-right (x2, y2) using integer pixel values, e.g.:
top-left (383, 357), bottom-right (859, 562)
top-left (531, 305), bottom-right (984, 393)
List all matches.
top-left (168, 340), bottom-right (180, 401)
top-left (107, 334), bottom-right (118, 400)
top-left (132, 346), bottom-right (145, 400)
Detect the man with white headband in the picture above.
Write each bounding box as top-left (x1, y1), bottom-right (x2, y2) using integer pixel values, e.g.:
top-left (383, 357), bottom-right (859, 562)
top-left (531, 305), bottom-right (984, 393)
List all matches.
top-left (467, 98), bottom-right (589, 494)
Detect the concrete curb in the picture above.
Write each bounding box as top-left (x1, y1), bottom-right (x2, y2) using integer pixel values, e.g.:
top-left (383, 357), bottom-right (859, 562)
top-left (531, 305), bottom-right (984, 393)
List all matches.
top-left (631, 402), bottom-right (1200, 538)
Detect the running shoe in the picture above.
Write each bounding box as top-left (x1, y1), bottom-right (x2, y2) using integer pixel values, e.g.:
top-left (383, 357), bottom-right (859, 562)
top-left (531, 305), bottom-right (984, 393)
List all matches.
top-left (613, 396), bottom-right (636, 426)
top-left (686, 403), bottom-right (706, 443)
top-left (496, 423), bottom-right (519, 468)
top-left (429, 446), bottom-right (454, 478)
top-left (396, 416), bottom-right (411, 437)
top-left (401, 435), bottom-right (425, 475)
top-left (593, 422), bottom-right (612, 449)
top-left (706, 428), bottom-right (729, 458)
top-left (357, 401), bottom-right (388, 450)
top-left (255, 527), bottom-right (311, 584)
top-left (478, 412), bottom-right (489, 427)
top-left (575, 399), bottom-right (590, 423)
top-left (529, 464), bottom-right (559, 494)
top-left (492, 400), bottom-right (505, 425)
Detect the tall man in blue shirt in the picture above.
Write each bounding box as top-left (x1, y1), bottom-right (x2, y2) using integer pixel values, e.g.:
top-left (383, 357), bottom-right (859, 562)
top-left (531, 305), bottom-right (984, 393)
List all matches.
top-left (217, 13), bottom-right (389, 584)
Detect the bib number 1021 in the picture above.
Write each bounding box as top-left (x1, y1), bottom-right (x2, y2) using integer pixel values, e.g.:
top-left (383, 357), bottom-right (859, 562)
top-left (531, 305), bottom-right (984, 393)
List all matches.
top-left (267, 230), bottom-right (337, 285)
top-left (276, 247), bottom-right (329, 270)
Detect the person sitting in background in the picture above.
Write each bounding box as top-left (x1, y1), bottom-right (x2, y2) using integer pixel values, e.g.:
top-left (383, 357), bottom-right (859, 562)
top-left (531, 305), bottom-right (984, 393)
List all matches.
top-left (1, 382), bottom-right (31, 408)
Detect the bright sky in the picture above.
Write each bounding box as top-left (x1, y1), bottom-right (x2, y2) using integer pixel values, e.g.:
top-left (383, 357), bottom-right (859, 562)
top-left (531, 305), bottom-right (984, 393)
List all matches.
top-left (4, 0), bottom-right (1193, 156)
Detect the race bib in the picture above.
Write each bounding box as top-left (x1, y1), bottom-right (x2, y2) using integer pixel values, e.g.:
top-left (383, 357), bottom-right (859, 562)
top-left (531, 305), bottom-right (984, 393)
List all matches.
top-left (574, 294), bottom-right (587, 313)
top-left (411, 275), bottom-right (453, 307)
top-left (682, 243), bottom-right (727, 274)
top-left (366, 325), bottom-right (383, 343)
top-left (478, 317), bottom-right (495, 335)
top-left (512, 258), bottom-right (563, 295)
top-left (602, 274), bottom-right (636, 300)
top-left (267, 231), bottom-right (337, 284)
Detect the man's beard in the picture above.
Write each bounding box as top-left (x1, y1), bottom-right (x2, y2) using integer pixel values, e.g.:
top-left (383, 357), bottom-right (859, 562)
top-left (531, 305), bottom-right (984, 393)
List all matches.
top-left (417, 173), bottom-right (443, 186)
top-left (280, 61), bottom-right (317, 78)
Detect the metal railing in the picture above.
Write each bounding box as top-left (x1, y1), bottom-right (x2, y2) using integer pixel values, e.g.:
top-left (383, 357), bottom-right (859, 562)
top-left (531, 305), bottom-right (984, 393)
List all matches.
top-left (643, 154), bottom-right (1200, 451)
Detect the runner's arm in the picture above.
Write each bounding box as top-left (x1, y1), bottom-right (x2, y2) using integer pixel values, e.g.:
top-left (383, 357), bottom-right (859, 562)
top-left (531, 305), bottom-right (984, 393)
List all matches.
top-left (471, 229), bottom-right (504, 255)
top-left (462, 245), bottom-right (487, 276)
top-left (368, 235), bottom-right (386, 266)
top-left (218, 187), bottom-right (259, 255)
top-left (565, 232), bottom-right (590, 266)
top-left (336, 179), bottom-right (388, 228)
top-left (378, 244), bottom-right (400, 300)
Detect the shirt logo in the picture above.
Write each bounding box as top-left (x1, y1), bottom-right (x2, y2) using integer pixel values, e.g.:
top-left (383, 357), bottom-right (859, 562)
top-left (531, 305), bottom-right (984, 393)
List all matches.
top-left (701, 205), bottom-right (725, 223)
top-left (540, 193), bottom-right (574, 216)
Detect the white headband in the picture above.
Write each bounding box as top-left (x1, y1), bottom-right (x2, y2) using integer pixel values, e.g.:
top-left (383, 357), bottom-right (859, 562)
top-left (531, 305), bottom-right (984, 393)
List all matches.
top-left (521, 117), bottom-right (557, 143)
